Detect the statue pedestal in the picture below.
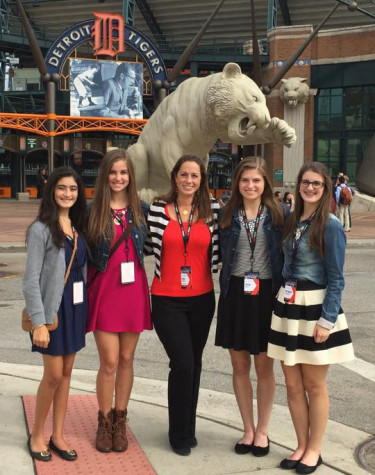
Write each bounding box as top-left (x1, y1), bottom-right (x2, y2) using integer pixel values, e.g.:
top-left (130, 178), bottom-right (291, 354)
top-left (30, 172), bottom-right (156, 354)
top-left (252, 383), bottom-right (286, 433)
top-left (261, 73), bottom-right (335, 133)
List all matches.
top-left (283, 103), bottom-right (305, 188)
top-left (16, 192), bottom-right (30, 201)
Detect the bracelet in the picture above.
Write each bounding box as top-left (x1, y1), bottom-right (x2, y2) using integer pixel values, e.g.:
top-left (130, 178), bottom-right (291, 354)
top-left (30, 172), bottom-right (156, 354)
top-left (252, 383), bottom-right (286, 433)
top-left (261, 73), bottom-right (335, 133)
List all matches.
top-left (31, 324), bottom-right (46, 334)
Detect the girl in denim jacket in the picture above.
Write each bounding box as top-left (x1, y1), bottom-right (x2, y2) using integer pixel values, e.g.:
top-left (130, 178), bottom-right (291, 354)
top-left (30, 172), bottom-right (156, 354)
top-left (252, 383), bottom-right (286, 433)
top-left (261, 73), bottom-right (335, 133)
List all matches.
top-left (215, 157), bottom-right (286, 457)
top-left (86, 149), bottom-right (152, 453)
top-left (268, 162), bottom-right (354, 473)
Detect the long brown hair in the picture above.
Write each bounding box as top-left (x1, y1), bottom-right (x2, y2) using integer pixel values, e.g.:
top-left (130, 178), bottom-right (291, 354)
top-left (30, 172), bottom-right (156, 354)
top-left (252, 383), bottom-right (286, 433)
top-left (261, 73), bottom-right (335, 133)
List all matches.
top-left (283, 161), bottom-right (332, 257)
top-left (87, 148), bottom-right (145, 246)
top-left (159, 154), bottom-right (213, 221)
top-left (220, 157), bottom-right (283, 228)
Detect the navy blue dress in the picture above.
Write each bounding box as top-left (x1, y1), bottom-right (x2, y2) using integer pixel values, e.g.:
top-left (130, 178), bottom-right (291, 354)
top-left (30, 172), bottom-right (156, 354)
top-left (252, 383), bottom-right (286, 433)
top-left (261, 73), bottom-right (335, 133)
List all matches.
top-left (32, 234), bottom-right (87, 356)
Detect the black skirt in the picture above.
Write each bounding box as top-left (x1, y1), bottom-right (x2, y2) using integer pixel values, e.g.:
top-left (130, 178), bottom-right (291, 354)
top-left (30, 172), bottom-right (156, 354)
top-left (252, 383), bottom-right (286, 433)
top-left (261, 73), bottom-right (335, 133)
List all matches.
top-left (215, 276), bottom-right (274, 354)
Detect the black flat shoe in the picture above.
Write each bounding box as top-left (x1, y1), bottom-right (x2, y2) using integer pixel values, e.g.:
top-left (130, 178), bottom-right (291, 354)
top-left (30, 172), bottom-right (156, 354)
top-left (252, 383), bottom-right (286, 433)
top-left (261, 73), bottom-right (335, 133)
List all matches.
top-left (27, 436), bottom-right (51, 462)
top-left (252, 436), bottom-right (270, 457)
top-left (189, 436), bottom-right (198, 448)
top-left (279, 457), bottom-right (302, 469)
top-left (296, 455), bottom-right (323, 474)
top-left (49, 437), bottom-right (77, 461)
top-left (234, 442), bottom-right (253, 454)
top-left (172, 445), bottom-right (191, 456)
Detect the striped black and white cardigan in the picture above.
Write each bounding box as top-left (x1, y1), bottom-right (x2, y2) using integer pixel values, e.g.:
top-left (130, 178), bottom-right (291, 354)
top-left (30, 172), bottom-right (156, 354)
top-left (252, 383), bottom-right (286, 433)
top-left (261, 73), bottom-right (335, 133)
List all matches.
top-left (145, 199), bottom-right (220, 280)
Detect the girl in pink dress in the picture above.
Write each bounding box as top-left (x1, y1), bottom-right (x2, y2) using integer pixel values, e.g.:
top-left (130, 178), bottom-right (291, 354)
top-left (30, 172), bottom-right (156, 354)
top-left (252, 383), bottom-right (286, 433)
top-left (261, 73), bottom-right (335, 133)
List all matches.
top-left (86, 149), bottom-right (151, 453)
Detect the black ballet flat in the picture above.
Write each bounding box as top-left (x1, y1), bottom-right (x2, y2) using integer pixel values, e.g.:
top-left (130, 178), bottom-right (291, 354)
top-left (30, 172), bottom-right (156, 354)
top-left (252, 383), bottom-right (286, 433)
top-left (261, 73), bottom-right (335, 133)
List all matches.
top-left (189, 436), bottom-right (198, 448)
top-left (296, 455), bottom-right (323, 474)
top-left (252, 436), bottom-right (270, 457)
top-left (171, 445), bottom-right (191, 456)
top-left (234, 442), bottom-right (253, 454)
top-left (49, 437), bottom-right (77, 461)
top-left (279, 457), bottom-right (302, 469)
top-left (27, 436), bottom-right (51, 462)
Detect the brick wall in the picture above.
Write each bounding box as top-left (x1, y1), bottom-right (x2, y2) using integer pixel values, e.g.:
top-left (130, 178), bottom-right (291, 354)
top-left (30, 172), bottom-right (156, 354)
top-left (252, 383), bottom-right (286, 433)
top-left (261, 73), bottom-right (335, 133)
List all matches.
top-left (263, 24), bottom-right (375, 185)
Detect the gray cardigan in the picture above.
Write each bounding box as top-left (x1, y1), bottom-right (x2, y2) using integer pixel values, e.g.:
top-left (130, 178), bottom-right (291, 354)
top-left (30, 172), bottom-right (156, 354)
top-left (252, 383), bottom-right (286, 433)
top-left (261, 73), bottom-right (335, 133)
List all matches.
top-left (22, 221), bottom-right (86, 327)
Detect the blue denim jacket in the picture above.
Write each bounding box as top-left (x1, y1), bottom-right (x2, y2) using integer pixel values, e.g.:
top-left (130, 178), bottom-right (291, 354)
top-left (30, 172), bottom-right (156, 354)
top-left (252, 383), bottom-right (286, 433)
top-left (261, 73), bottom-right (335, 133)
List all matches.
top-left (283, 213), bottom-right (346, 327)
top-left (89, 202), bottom-right (149, 272)
top-left (219, 207), bottom-right (285, 297)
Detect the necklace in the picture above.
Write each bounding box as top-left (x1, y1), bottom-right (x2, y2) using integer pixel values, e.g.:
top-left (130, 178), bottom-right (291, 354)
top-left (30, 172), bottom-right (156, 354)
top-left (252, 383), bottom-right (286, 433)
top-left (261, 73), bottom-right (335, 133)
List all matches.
top-left (182, 209), bottom-right (189, 216)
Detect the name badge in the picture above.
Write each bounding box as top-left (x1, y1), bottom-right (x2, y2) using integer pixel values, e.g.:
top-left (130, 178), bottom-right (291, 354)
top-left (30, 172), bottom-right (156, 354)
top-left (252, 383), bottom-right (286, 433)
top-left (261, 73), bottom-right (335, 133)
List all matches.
top-left (244, 272), bottom-right (260, 295)
top-left (121, 261), bottom-right (135, 284)
top-left (284, 279), bottom-right (297, 303)
top-left (73, 281), bottom-right (84, 305)
top-left (180, 266), bottom-right (192, 289)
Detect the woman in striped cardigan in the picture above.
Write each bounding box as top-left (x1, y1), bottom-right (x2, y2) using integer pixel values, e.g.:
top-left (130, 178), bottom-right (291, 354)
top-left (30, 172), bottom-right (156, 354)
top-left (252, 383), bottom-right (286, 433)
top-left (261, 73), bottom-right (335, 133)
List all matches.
top-left (146, 155), bottom-right (219, 456)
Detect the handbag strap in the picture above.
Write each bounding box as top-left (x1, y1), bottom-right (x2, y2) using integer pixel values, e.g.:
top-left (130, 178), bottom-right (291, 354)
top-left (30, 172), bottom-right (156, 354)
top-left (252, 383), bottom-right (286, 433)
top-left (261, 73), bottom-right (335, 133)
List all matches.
top-left (63, 231), bottom-right (78, 285)
top-left (108, 222), bottom-right (135, 259)
top-left (87, 222), bottom-right (135, 289)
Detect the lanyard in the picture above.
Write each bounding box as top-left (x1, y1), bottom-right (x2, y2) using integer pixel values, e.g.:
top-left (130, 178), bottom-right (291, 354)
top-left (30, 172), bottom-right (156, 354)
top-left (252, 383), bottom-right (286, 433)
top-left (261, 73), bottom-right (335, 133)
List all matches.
top-left (241, 203), bottom-right (264, 272)
top-left (111, 208), bottom-right (131, 260)
top-left (291, 211), bottom-right (316, 260)
top-left (174, 202), bottom-right (195, 262)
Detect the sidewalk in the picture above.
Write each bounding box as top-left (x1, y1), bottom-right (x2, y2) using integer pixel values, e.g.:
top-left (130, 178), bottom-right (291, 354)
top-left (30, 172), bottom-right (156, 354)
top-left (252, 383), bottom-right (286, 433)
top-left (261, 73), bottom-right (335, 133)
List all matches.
top-left (0, 199), bottom-right (373, 474)
top-left (0, 200), bottom-right (375, 248)
top-left (0, 362), bottom-right (371, 474)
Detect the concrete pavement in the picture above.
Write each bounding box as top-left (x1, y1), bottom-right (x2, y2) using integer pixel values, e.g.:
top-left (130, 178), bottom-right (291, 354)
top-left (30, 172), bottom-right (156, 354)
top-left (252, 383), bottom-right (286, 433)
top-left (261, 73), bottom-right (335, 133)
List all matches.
top-left (0, 199), bottom-right (374, 474)
top-left (0, 361), bottom-right (372, 474)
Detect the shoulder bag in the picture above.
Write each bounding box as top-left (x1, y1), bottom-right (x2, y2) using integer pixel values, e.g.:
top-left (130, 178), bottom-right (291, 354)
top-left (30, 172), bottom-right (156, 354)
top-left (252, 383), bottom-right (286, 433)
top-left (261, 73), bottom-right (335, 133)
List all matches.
top-left (22, 231), bottom-right (78, 332)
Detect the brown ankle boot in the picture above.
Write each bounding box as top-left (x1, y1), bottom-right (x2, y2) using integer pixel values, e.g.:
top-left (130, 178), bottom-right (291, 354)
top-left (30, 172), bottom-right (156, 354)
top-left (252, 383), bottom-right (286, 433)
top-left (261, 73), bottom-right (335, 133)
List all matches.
top-left (96, 410), bottom-right (113, 452)
top-left (112, 409), bottom-right (128, 452)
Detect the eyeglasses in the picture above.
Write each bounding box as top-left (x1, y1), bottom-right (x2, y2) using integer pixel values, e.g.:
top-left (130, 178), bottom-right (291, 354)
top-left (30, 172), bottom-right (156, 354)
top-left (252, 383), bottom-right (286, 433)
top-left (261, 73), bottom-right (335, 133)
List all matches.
top-left (300, 180), bottom-right (325, 189)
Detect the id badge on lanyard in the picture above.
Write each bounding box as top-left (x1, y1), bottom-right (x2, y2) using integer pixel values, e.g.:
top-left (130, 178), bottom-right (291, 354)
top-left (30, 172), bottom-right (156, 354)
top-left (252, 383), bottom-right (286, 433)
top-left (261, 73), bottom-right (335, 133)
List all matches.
top-left (242, 204), bottom-right (263, 296)
top-left (175, 202), bottom-right (195, 290)
top-left (284, 279), bottom-right (297, 303)
top-left (73, 281), bottom-right (84, 305)
top-left (121, 261), bottom-right (135, 284)
top-left (112, 209), bottom-right (136, 285)
top-left (244, 272), bottom-right (259, 296)
top-left (180, 266), bottom-right (192, 289)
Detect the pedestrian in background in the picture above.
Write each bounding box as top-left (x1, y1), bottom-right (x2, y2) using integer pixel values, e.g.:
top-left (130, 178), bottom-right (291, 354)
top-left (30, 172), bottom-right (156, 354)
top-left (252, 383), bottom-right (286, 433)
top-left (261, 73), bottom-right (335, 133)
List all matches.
top-left (36, 166), bottom-right (47, 198)
top-left (23, 166), bottom-right (88, 462)
top-left (344, 174), bottom-right (355, 230)
top-left (86, 149), bottom-right (152, 453)
top-left (283, 191), bottom-right (295, 212)
top-left (216, 158), bottom-right (287, 457)
top-left (275, 190), bottom-right (289, 214)
top-left (335, 175), bottom-right (353, 232)
top-left (268, 162), bottom-right (354, 473)
top-left (146, 155), bottom-right (219, 456)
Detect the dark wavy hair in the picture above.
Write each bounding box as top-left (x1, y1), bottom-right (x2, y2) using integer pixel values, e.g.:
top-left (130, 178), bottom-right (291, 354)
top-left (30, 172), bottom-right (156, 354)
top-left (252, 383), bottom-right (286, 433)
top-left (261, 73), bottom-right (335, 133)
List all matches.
top-left (220, 157), bottom-right (283, 228)
top-left (30, 166), bottom-right (87, 248)
top-left (283, 161), bottom-right (332, 257)
top-left (159, 154), bottom-right (213, 221)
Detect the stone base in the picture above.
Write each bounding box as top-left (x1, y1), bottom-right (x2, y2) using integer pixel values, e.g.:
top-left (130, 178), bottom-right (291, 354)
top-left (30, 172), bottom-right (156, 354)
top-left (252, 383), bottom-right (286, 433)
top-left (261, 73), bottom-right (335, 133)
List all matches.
top-left (16, 192), bottom-right (30, 201)
top-left (351, 191), bottom-right (375, 212)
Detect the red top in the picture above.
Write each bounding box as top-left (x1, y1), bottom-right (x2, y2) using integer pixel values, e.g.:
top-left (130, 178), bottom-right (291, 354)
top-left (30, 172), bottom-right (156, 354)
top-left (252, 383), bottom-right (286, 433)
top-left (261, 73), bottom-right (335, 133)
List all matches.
top-left (151, 205), bottom-right (213, 297)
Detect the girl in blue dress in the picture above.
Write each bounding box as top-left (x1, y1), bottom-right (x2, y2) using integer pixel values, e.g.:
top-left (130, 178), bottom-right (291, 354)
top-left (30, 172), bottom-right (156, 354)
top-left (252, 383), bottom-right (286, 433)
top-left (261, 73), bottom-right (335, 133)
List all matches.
top-left (23, 166), bottom-right (88, 462)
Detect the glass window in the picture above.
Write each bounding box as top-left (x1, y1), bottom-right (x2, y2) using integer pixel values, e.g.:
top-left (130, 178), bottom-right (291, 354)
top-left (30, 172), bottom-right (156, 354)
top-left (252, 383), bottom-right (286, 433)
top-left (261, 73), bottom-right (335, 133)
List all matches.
top-left (316, 138), bottom-right (339, 175)
top-left (363, 86), bottom-right (375, 129)
top-left (330, 95), bottom-right (342, 115)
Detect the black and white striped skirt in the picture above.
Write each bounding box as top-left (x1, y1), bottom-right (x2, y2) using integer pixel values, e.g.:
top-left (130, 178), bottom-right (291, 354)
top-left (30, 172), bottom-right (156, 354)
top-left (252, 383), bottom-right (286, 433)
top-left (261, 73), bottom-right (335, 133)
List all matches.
top-left (267, 282), bottom-right (355, 366)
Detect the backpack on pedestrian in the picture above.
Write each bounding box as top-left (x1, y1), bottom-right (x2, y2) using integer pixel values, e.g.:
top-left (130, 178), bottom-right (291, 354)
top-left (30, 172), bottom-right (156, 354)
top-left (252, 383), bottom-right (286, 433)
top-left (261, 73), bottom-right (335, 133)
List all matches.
top-left (339, 186), bottom-right (352, 205)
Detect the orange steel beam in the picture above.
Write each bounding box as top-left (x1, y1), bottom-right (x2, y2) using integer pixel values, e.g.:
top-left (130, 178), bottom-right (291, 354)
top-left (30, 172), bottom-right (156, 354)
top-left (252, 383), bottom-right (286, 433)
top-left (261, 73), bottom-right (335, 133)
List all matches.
top-left (0, 113), bottom-right (148, 136)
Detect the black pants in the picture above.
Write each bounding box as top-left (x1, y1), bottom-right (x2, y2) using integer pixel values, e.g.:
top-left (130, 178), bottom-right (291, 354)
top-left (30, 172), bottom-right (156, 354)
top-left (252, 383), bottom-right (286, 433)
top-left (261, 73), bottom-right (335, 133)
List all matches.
top-left (152, 290), bottom-right (215, 449)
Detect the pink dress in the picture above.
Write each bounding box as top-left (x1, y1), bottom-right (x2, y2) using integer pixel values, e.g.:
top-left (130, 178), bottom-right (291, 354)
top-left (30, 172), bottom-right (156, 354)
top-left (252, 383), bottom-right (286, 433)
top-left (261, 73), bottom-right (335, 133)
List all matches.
top-left (87, 211), bottom-right (152, 333)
